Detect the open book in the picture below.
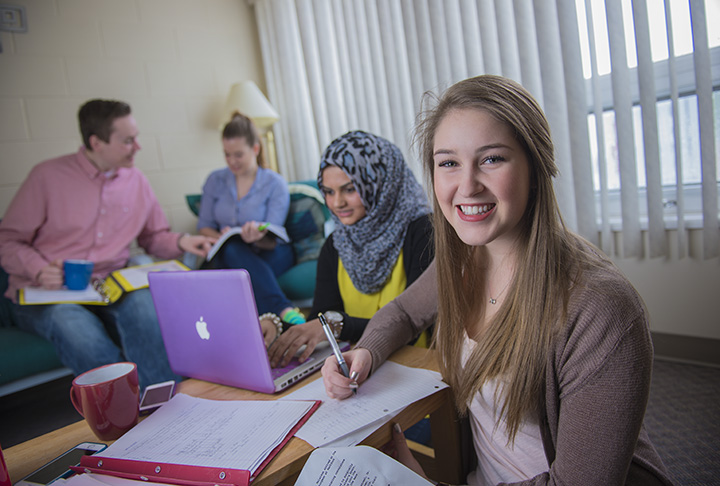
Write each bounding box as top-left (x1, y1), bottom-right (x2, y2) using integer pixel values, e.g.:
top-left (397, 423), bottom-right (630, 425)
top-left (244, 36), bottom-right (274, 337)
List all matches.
top-left (71, 393), bottom-right (320, 486)
top-left (206, 224), bottom-right (290, 261)
top-left (18, 260), bottom-right (189, 305)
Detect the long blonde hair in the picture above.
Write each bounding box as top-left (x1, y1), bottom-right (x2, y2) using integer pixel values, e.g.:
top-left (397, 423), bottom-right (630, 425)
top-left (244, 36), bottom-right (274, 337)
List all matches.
top-left (416, 75), bottom-right (588, 443)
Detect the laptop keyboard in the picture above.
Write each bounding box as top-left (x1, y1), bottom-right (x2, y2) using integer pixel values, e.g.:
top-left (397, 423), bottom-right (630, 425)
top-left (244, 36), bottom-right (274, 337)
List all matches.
top-left (269, 343), bottom-right (348, 380)
top-left (271, 357), bottom-right (313, 379)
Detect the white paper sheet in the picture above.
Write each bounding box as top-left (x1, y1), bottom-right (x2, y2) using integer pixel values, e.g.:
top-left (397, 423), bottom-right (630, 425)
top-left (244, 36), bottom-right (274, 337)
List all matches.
top-left (19, 285), bottom-right (105, 304)
top-left (112, 260), bottom-right (188, 289)
top-left (294, 446), bottom-right (434, 486)
top-left (58, 473), bottom-right (163, 486)
top-left (96, 393), bottom-right (315, 473)
top-left (280, 361), bottom-right (448, 447)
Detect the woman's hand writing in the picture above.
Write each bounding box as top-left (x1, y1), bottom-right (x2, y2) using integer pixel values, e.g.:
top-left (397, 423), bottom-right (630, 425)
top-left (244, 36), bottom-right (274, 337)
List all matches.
top-left (321, 348), bottom-right (372, 399)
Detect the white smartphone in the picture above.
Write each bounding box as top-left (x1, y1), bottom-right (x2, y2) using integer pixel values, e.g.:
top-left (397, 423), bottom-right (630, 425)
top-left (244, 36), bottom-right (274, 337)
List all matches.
top-left (139, 380), bottom-right (176, 414)
top-left (15, 442), bottom-right (106, 486)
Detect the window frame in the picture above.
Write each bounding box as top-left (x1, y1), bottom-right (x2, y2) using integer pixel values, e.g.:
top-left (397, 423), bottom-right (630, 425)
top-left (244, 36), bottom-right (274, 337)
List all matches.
top-left (585, 46), bottom-right (720, 230)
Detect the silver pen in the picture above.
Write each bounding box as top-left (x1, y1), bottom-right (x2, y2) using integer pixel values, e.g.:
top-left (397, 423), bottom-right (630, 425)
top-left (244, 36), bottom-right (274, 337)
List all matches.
top-left (318, 312), bottom-right (352, 382)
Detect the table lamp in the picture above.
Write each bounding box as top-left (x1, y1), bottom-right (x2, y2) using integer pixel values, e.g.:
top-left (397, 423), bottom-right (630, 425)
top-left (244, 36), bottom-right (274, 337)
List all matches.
top-left (222, 80), bottom-right (280, 173)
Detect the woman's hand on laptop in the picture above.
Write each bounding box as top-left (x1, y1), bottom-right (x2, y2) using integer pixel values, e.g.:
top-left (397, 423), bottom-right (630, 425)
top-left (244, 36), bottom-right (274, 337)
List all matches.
top-left (260, 317), bottom-right (279, 347)
top-left (267, 319), bottom-right (326, 367)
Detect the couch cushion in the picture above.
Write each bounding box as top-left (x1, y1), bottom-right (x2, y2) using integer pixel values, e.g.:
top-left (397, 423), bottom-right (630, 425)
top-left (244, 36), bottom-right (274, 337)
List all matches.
top-left (0, 261), bottom-right (66, 386)
top-left (0, 264), bottom-right (15, 329)
top-left (286, 183), bottom-right (329, 264)
top-left (0, 327), bottom-right (65, 385)
top-left (277, 260), bottom-right (318, 301)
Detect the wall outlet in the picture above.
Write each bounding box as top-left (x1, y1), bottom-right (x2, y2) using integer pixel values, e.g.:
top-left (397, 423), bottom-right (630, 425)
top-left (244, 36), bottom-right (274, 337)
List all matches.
top-left (0, 4), bottom-right (27, 33)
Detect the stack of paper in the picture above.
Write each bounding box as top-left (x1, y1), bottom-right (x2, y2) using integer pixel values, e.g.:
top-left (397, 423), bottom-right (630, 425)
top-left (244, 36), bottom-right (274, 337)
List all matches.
top-left (72, 393), bottom-right (318, 485)
top-left (280, 361), bottom-right (448, 447)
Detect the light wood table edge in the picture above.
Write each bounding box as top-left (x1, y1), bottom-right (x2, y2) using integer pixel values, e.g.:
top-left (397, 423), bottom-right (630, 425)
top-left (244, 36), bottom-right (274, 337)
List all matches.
top-left (4, 420), bottom-right (108, 482)
top-left (5, 346), bottom-right (465, 485)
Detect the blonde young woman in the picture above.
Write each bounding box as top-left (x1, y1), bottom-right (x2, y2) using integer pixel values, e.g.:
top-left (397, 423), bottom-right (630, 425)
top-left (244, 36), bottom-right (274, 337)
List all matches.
top-left (321, 76), bottom-right (673, 485)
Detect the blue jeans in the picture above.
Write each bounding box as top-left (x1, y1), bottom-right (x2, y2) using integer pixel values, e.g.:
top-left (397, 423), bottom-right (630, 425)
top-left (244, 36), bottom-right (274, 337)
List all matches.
top-left (14, 288), bottom-right (180, 390)
top-left (209, 238), bottom-right (294, 315)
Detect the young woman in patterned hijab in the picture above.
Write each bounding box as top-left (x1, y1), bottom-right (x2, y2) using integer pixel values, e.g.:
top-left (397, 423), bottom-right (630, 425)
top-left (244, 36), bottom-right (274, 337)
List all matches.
top-left (268, 130), bottom-right (433, 366)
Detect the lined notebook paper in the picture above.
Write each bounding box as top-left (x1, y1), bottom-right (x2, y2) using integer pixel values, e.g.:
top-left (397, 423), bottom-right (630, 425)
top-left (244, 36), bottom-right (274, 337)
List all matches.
top-left (281, 361), bottom-right (448, 447)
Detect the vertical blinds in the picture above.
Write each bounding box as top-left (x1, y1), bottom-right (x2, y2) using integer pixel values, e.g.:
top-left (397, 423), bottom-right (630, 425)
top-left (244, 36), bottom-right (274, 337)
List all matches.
top-left (250, 0), bottom-right (718, 258)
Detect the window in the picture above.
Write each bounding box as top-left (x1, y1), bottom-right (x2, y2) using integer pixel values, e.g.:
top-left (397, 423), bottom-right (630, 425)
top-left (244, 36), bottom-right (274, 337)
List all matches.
top-left (576, 0), bottom-right (719, 229)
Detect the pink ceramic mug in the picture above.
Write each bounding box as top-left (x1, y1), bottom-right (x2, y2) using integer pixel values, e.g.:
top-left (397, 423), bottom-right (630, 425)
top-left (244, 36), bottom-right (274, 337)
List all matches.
top-left (70, 362), bottom-right (140, 441)
top-left (0, 443), bottom-right (10, 486)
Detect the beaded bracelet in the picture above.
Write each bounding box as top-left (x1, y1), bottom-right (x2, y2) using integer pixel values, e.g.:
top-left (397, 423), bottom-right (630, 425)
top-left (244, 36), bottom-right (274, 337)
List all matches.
top-left (259, 312), bottom-right (283, 338)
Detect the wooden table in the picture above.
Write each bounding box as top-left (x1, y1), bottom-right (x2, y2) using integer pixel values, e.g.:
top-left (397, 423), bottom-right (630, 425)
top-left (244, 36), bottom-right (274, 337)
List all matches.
top-left (5, 346), bottom-right (468, 485)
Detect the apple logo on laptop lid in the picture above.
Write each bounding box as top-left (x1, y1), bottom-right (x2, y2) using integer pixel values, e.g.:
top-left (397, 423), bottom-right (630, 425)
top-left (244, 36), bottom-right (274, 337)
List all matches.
top-left (195, 316), bottom-right (210, 340)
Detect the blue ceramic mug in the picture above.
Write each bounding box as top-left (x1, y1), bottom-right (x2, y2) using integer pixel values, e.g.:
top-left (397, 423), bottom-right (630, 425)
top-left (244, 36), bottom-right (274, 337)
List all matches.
top-left (64, 259), bottom-right (94, 290)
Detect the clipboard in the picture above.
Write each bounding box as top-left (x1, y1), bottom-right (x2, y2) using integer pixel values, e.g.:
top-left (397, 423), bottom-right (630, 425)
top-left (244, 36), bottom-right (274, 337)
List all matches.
top-left (18, 260), bottom-right (190, 305)
top-left (70, 396), bottom-right (321, 486)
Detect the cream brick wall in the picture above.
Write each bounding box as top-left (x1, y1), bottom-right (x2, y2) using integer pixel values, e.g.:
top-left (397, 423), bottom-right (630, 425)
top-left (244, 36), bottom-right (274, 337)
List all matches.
top-left (0, 0), bottom-right (265, 234)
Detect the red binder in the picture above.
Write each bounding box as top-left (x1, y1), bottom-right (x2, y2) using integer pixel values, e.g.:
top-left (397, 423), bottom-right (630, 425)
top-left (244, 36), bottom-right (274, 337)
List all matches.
top-left (71, 400), bottom-right (321, 486)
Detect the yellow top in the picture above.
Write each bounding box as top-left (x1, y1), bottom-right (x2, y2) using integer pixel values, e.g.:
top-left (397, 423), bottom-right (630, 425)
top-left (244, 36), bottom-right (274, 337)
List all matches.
top-left (338, 251), bottom-right (406, 318)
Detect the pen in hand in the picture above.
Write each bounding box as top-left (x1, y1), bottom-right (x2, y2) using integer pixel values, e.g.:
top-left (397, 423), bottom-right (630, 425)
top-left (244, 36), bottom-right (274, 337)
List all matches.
top-left (257, 222), bottom-right (270, 231)
top-left (318, 312), bottom-right (356, 395)
top-left (349, 371), bottom-right (359, 395)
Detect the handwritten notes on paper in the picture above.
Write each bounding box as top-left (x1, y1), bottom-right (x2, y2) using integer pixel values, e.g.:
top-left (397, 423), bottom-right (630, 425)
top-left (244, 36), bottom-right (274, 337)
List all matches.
top-left (280, 361), bottom-right (448, 447)
top-left (95, 394), bottom-right (315, 473)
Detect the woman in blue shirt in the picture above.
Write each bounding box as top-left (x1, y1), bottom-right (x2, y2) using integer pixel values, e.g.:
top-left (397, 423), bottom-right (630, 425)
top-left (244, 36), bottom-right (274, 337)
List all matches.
top-left (197, 111), bottom-right (304, 325)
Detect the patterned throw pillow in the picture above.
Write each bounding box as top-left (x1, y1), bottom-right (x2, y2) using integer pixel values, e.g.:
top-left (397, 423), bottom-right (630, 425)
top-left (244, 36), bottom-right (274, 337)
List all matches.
top-left (285, 184), bottom-right (329, 264)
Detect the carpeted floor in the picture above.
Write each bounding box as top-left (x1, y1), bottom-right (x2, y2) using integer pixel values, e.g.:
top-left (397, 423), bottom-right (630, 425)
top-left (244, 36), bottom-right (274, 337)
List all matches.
top-left (1, 358), bottom-right (718, 485)
top-left (643, 358), bottom-right (720, 486)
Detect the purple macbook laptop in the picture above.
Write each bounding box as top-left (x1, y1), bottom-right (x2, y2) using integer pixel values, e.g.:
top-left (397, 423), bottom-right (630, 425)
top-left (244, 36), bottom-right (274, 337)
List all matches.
top-left (148, 269), bottom-right (347, 394)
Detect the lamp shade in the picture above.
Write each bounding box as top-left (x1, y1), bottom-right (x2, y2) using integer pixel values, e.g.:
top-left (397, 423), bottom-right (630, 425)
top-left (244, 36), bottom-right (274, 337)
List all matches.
top-left (222, 80), bottom-right (279, 129)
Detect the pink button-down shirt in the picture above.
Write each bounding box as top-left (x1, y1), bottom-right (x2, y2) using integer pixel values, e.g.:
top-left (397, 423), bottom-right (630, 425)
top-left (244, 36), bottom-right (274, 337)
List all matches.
top-left (0, 148), bottom-right (183, 301)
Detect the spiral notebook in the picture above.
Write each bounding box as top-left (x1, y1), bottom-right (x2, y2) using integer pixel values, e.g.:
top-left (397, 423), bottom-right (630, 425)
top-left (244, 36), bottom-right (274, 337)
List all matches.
top-left (148, 268), bottom-right (348, 394)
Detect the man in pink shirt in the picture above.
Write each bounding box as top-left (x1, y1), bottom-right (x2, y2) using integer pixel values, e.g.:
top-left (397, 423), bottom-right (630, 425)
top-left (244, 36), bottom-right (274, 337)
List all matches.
top-left (0, 99), bottom-right (215, 389)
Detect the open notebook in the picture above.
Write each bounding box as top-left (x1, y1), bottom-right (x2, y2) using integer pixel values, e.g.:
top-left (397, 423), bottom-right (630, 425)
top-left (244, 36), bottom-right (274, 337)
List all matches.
top-left (148, 268), bottom-right (347, 394)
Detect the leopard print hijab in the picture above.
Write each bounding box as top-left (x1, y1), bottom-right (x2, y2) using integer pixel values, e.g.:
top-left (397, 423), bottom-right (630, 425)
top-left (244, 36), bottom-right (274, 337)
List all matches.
top-left (318, 131), bottom-right (431, 294)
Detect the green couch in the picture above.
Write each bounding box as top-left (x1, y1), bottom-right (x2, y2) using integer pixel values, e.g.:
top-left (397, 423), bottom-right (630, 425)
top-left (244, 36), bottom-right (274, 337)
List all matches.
top-left (0, 264), bottom-right (71, 397)
top-left (0, 251), bottom-right (164, 396)
top-left (186, 180), bottom-right (331, 308)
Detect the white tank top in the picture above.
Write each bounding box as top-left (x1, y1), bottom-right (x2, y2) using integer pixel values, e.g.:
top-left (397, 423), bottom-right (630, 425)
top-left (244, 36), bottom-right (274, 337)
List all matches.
top-left (462, 333), bottom-right (549, 486)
